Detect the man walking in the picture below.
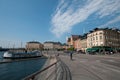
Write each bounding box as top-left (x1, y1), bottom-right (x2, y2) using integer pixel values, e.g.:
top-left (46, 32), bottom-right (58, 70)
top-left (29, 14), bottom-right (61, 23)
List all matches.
top-left (70, 51), bottom-right (73, 60)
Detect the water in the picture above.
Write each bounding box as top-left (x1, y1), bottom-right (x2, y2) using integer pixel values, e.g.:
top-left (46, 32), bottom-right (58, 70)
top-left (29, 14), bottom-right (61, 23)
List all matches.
top-left (0, 52), bottom-right (47, 80)
top-left (0, 52), bottom-right (4, 61)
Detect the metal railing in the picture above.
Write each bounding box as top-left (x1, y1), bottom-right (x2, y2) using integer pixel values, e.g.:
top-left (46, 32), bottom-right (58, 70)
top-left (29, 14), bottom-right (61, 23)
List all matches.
top-left (23, 56), bottom-right (71, 80)
top-left (23, 60), bottom-right (58, 80)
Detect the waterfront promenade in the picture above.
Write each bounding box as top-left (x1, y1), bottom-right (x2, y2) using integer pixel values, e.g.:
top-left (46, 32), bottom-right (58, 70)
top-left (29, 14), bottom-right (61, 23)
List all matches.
top-left (23, 52), bottom-right (120, 80)
top-left (59, 53), bottom-right (120, 80)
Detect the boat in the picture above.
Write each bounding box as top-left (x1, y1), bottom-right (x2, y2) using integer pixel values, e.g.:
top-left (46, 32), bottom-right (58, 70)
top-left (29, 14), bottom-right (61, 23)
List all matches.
top-left (3, 50), bottom-right (42, 59)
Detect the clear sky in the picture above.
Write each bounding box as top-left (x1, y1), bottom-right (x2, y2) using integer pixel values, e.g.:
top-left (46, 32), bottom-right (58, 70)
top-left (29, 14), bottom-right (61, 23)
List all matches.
top-left (0, 0), bottom-right (120, 48)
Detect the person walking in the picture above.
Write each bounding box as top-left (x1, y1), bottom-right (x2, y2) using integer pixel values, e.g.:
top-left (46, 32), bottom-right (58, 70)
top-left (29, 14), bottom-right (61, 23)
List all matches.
top-left (70, 51), bottom-right (73, 60)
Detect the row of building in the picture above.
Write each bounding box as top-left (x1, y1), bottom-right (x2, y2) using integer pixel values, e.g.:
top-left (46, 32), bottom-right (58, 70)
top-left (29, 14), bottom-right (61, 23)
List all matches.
top-left (25, 41), bottom-right (67, 51)
top-left (67, 28), bottom-right (120, 52)
top-left (25, 27), bottom-right (120, 52)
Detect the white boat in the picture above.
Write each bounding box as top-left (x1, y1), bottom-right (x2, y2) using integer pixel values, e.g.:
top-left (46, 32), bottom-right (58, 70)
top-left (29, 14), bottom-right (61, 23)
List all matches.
top-left (3, 50), bottom-right (42, 59)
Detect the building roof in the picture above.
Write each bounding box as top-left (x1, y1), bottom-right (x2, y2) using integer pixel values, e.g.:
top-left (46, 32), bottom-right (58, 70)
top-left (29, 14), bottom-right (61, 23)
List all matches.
top-left (67, 34), bottom-right (87, 42)
top-left (88, 27), bottom-right (120, 34)
top-left (71, 35), bottom-right (81, 40)
top-left (81, 34), bottom-right (87, 40)
top-left (67, 38), bottom-right (71, 42)
top-left (44, 41), bottom-right (62, 45)
top-left (27, 41), bottom-right (40, 44)
top-left (62, 43), bottom-right (68, 46)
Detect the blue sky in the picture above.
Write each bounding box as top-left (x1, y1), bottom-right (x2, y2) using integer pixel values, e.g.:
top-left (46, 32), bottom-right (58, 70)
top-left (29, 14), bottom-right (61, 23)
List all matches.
top-left (0, 0), bottom-right (120, 48)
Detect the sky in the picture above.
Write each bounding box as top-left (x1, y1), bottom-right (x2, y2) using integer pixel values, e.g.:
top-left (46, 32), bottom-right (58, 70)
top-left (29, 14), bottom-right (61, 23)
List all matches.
top-left (0, 0), bottom-right (120, 48)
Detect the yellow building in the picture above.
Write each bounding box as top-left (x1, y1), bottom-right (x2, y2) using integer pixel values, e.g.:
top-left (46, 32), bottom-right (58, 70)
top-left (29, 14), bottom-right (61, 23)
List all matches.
top-left (43, 41), bottom-right (62, 50)
top-left (26, 41), bottom-right (43, 51)
top-left (87, 28), bottom-right (120, 49)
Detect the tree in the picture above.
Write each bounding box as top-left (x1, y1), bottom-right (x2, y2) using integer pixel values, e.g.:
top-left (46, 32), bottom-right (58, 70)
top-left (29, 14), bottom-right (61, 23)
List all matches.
top-left (67, 47), bottom-right (74, 51)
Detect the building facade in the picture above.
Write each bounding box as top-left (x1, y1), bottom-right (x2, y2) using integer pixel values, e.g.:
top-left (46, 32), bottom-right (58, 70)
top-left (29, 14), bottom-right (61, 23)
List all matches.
top-left (87, 28), bottom-right (120, 49)
top-left (67, 35), bottom-right (81, 48)
top-left (80, 39), bottom-right (87, 52)
top-left (67, 34), bottom-right (87, 52)
top-left (74, 38), bottom-right (87, 52)
top-left (43, 41), bottom-right (62, 50)
top-left (26, 41), bottom-right (43, 51)
top-left (54, 42), bottom-right (62, 49)
top-left (44, 42), bottom-right (54, 50)
top-left (62, 43), bottom-right (69, 50)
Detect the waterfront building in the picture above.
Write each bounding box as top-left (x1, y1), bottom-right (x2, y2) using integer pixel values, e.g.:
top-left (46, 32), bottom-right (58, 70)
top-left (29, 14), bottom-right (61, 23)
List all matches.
top-left (74, 34), bottom-right (87, 52)
top-left (67, 35), bottom-right (81, 48)
top-left (44, 41), bottom-right (54, 50)
top-left (43, 41), bottom-right (62, 50)
top-left (26, 41), bottom-right (43, 51)
top-left (54, 42), bottom-right (62, 50)
top-left (75, 38), bottom-right (87, 52)
top-left (67, 34), bottom-right (87, 52)
top-left (62, 43), bottom-right (69, 50)
top-left (87, 28), bottom-right (120, 49)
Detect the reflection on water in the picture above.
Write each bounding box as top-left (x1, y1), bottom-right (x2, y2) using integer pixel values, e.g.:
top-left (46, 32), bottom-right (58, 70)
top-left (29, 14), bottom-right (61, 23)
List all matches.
top-left (0, 52), bottom-right (4, 61)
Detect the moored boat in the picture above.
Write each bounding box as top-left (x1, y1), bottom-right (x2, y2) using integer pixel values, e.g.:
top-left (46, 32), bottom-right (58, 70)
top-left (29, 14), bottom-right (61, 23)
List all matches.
top-left (3, 50), bottom-right (42, 59)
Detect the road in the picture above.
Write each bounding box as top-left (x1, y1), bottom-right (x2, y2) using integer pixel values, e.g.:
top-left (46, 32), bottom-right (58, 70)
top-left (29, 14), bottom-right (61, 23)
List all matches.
top-left (59, 53), bottom-right (120, 80)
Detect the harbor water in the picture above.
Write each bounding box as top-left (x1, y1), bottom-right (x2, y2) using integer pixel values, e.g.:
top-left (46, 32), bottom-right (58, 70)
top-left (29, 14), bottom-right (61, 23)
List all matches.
top-left (0, 52), bottom-right (47, 80)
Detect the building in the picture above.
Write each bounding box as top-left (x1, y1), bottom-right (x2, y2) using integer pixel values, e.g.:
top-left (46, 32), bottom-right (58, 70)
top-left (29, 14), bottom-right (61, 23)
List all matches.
top-left (67, 34), bottom-right (87, 52)
top-left (43, 41), bottom-right (62, 50)
top-left (26, 41), bottom-right (43, 51)
top-left (54, 42), bottom-right (62, 50)
top-left (67, 35), bottom-right (81, 48)
top-left (75, 38), bottom-right (87, 52)
top-left (44, 42), bottom-right (53, 50)
top-left (74, 34), bottom-right (87, 52)
top-left (87, 28), bottom-right (120, 49)
top-left (61, 43), bottom-right (69, 50)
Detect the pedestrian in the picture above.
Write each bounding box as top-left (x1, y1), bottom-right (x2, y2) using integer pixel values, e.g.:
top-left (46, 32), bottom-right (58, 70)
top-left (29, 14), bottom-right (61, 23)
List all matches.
top-left (57, 53), bottom-right (59, 56)
top-left (70, 51), bottom-right (73, 60)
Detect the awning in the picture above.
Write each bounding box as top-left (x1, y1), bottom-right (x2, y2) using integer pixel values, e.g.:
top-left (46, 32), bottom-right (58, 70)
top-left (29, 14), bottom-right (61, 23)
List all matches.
top-left (86, 48), bottom-right (99, 52)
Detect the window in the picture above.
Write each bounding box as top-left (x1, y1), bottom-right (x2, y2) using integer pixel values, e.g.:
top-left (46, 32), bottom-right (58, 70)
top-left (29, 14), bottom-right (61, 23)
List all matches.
top-left (99, 32), bottom-right (103, 34)
top-left (105, 36), bottom-right (107, 39)
top-left (100, 36), bottom-right (102, 39)
top-left (96, 44), bottom-right (98, 46)
top-left (96, 36), bottom-right (98, 40)
top-left (91, 38), bottom-right (92, 41)
top-left (93, 37), bottom-right (95, 40)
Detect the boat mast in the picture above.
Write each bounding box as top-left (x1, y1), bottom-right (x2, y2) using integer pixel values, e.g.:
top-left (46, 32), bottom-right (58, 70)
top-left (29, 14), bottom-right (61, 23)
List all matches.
top-left (21, 41), bottom-right (22, 48)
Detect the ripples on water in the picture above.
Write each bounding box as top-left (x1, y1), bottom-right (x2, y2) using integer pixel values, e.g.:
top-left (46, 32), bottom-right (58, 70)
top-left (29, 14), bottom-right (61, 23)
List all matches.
top-left (0, 52), bottom-right (47, 80)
